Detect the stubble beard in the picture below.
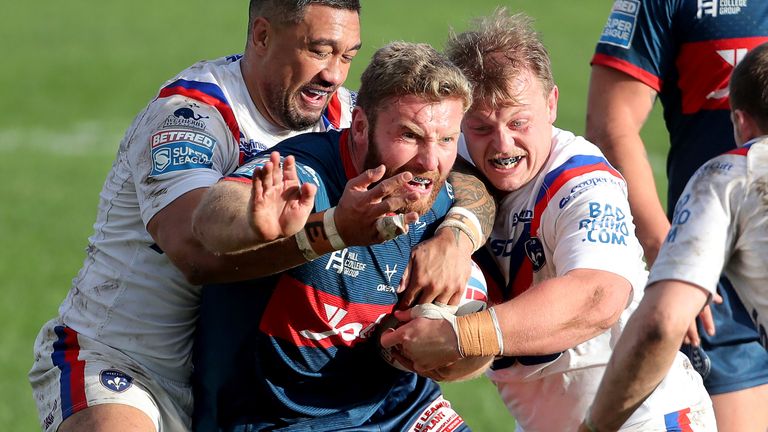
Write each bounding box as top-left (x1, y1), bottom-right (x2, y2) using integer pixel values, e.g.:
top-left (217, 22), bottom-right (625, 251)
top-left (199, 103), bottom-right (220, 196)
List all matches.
top-left (265, 85), bottom-right (326, 131)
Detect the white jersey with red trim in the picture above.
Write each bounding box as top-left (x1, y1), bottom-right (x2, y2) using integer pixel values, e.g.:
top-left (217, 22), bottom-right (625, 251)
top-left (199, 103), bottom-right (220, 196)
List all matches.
top-left (462, 128), bottom-right (712, 431)
top-left (52, 55), bottom-right (355, 383)
top-left (480, 127), bottom-right (647, 380)
top-left (649, 137), bottom-right (768, 350)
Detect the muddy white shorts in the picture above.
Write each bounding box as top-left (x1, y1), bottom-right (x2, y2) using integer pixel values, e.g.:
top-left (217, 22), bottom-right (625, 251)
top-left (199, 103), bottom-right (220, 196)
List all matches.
top-left (492, 354), bottom-right (715, 431)
top-left (29, 319), bottom-right (192, 432)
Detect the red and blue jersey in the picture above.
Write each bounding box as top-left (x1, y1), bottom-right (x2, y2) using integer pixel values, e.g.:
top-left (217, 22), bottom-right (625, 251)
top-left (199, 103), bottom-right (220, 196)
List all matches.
top-left (592, 0), bottom-right (768, 210)
top-left (193, 130), bottom-right (462, 431)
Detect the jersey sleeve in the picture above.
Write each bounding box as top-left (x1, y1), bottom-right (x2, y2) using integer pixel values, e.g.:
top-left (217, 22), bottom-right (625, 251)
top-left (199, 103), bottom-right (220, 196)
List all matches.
top-left (647, 154), bottom-right (747, 295)
top-left (129, 94), bottom-right (241, 227)
top-left (592, 0), bottom-right (678, 91)
top-left (541, 170), bottom-right (643, 283)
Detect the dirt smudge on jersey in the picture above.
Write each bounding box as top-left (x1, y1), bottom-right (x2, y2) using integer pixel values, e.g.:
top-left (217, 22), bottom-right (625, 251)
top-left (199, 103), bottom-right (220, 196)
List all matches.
top-left (755, 176), bottom-right (768, 208)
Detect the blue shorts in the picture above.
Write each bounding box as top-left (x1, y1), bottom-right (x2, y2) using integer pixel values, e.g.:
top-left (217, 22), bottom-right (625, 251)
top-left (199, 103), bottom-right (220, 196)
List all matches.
top-left (226, 373), bottom-right (472, 432)
top-left (681, 277), bottom-right (768, 395)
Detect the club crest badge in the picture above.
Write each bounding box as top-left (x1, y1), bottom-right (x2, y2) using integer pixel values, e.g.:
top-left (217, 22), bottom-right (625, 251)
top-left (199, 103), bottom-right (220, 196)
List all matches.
top-left (100, 369), bottom-right (133, 393)
top-left (524, 237), bottom-right (546, 272)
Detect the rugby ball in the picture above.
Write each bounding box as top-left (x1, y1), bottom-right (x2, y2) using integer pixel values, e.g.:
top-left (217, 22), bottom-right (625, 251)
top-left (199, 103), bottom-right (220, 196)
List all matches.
top-left (379, 261), bottom-right (489, 371)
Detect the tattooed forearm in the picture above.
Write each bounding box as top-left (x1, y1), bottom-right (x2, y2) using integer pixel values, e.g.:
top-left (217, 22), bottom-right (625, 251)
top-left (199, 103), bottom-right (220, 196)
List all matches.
top-left (447, 159), bottom-right (497, 244)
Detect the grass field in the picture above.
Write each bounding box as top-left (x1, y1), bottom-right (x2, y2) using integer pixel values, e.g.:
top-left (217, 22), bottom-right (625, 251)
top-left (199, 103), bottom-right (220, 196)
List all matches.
top-left (1, 1), bottom-right (670, 430)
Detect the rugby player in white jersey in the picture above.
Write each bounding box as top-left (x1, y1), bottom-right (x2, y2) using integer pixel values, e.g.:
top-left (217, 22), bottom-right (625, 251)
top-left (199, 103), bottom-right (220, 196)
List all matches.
top-left (382, 10), bottom-right (715, 431)
top-left (580, 41), bottom-right (768, 432)
top-left (28, 1), bottom-right (494, 431)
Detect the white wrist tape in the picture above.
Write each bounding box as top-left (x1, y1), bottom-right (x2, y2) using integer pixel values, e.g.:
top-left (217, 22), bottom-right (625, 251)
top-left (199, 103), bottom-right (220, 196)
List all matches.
top-left (323, 207), bottom-right (346, 250)
top-left (295, 229), bottom-right (319, 261)
top-left (410, 303), bottom-right (464, 357)
top-left (447, 206), bottom-right (483, 239)
top-left (438, 207), bottom-right (483, 252)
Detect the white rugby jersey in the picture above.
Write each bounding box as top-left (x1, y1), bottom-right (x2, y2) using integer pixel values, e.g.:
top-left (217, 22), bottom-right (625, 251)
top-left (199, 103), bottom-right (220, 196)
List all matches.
top-left (649, 136), bottom-right (768, 350)
top-left (462, 129), bottom-right (712, 430)
top-left (470, 127), bottom-right (647, 380)
top-left (56, 55), bottom-right (355, 382)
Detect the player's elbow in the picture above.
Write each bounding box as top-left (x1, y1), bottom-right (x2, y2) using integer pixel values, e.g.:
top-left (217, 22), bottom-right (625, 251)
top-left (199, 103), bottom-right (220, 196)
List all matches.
top-left (584, 111), bottom-right (607, 146)
top-left (180, 265), bottom-right (206, 286)
top-left (634, 300), bottom-right (690, 347)
top-left (190, 206), bottom-right (243, 255)
top-left (587, 281), bottom-right (631, 331)
top-left (191, 209), bottom-right (222, 254)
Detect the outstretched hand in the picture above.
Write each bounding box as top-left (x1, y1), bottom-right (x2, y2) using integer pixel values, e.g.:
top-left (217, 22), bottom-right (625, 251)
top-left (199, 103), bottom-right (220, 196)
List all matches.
top-left (334, 165), bottom-right (420, 246)
top-left (248, 151), bottom-right (316, 242)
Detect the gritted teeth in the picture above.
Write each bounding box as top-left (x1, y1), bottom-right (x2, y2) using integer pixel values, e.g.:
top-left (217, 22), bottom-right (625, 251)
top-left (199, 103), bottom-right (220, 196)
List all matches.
top-left (304, 88), bottom-right (330, 97)
top-left (409, 176), bottom-right (432, 189)
top-left (490, 155), bottom-right (523, 168)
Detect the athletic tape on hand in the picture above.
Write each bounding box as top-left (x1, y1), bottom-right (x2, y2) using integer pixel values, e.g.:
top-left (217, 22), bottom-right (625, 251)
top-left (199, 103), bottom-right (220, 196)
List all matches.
top-left (375, 213), bottom-right (409, 241)
top-left (410, 303), bottom-right (464, 358)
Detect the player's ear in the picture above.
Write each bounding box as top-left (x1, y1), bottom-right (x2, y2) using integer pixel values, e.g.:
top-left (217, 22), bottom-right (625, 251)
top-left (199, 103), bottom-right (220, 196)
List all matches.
top-left (731, 109), bottom-right (758, 145)
top-left (351, 106), bottom-right (369, 143)
top-left (546, 85), bottom-right (559, 125)
top-left (249, 16), bottom-right (271, 53)
top-left (350, 106), bottom-right (370, 165)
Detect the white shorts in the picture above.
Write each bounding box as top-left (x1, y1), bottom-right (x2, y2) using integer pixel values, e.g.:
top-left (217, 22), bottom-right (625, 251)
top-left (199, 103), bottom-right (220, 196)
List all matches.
top-left (492, 354), bottom-right (715, 432)
top-left (29, 319), bottom-right (192, 432)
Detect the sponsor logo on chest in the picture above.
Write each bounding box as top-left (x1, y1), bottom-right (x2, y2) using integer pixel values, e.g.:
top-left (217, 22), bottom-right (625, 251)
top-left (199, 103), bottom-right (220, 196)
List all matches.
top-left (697, 0), bottom-right (748, 18)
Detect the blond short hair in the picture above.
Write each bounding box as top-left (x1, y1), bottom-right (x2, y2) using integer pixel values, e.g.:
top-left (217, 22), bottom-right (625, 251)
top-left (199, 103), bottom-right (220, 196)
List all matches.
top-left (356, 41), bottom-right (473, 122)
top-left (446, 8), bottom-right (554, 110)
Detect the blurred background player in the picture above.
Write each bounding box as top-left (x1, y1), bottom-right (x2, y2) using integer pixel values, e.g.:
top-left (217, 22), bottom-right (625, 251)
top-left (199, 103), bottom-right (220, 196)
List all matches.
top-left (190, 41), bottom-right (493, 431)
top-left (587, 1), bottom-right (768, 429)
top-left (381, 10), bottom-right (714, 431)
top-left (582, 41), bottom-right (768, 432)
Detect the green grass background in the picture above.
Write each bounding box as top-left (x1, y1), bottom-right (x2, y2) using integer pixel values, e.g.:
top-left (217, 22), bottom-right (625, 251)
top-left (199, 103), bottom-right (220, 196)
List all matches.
top-left (0, 1), bottom-right (669, 430)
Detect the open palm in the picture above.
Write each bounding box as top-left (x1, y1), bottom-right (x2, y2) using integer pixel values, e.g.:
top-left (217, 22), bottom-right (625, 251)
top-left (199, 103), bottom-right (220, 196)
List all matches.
top-left (248, 152), bottom-right (316, 242)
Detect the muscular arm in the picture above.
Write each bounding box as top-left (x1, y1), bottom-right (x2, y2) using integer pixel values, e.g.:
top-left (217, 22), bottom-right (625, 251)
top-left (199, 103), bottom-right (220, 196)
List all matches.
top-left (586, 65), bottom-right (670, 265)
top-left (585, 280), bottom-right (709, 430)
top-left (174, 155), bottom-right (423, 285)
top-left (148, 187), bottom-right (305, 285)
top-left (494, 268), bottom-right (632, 356)
top-left (382, 268), bottom-right (632, 370)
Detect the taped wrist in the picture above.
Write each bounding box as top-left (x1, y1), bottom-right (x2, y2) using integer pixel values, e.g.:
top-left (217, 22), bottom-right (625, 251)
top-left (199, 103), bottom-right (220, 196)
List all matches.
top-left (294, 207), bottom-right (347, 261)
top-left (438, 207), bottom-right (483, 252)
top-left (456, 308), bottom-right (504, 357)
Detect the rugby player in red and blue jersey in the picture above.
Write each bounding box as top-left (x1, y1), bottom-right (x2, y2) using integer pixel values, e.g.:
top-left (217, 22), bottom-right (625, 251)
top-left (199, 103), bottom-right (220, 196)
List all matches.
top-left (191, 42), bottom-right (493, 431)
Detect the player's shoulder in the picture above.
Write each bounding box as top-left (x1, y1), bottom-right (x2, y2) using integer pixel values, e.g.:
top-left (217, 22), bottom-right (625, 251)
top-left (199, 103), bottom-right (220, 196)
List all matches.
top-left (237, 130), bottom-right (345, 187)
top-left (271, 129), bottom-right (344, 165)
top-left (731, 138), bottom-right (768, 180)
top-left (334, 86), bottom-right (357, 108)
top-left (544, 128), bottom-right (623, 183)
top-left (143, 55), bottom-right (243, 136)
top-left (537, 128), bottom-right (627, 210)
top-left (694, 140), bottom-right (757, 177)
